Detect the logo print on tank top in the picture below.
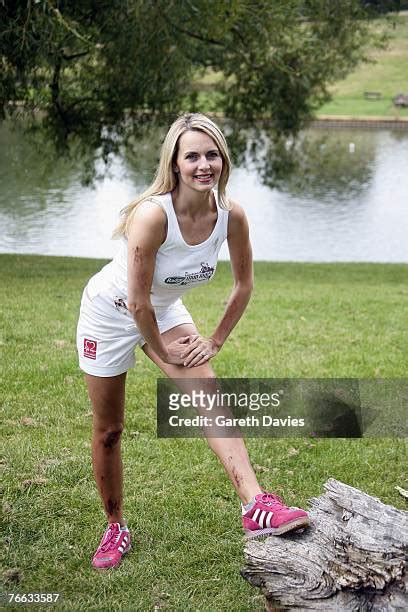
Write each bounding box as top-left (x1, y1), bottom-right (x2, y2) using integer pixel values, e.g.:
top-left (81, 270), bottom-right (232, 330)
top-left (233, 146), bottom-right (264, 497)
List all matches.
top-left (164, 262), bottom-right (215, 286)
top-left (114, 297), bottom-right (128, 314)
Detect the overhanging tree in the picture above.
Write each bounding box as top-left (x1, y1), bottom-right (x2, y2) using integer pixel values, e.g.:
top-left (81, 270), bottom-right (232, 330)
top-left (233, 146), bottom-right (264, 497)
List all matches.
top-left (0, 0), bottom-right (392, 180)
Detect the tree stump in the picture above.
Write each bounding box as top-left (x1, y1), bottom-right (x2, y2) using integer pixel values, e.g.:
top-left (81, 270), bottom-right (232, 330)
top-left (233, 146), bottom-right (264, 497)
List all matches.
top-left (241, 479), bottom-right (407, 610)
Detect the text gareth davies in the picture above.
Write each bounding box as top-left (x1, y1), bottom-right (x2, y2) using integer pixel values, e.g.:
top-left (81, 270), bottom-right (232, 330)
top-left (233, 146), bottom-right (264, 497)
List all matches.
top-left (168, 415), bottom-right (305, 428)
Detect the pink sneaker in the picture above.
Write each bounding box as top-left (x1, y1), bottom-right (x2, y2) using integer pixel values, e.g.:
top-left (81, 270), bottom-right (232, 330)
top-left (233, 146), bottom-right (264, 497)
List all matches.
top-left (92, 522), bottom-right (131, 569)
top-left (242, 492), bottom-right (310, 539)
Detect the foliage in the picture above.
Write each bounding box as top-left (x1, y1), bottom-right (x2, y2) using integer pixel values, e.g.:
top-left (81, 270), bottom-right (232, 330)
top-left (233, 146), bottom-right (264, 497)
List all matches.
top-left (0, 1), bottom-right (390, 180)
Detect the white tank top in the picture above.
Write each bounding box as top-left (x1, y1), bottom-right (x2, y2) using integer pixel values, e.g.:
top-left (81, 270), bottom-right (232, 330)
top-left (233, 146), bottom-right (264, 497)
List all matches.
top-left (87, 191), bottom-right (229, 310)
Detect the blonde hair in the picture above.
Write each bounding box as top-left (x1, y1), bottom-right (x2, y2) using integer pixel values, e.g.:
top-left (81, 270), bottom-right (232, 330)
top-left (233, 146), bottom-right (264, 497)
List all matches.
top-left (113, 113), bottom-right (232, 238)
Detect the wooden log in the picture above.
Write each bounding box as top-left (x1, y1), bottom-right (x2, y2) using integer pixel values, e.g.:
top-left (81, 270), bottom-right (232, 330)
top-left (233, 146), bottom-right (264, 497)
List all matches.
top-left (241, 479), bottom-right (407, 610)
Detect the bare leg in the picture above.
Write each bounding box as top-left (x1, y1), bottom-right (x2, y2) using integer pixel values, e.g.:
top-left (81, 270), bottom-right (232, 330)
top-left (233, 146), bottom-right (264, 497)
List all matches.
top-left (142, 324), bottom-right (262, 505)
top-left (85, 372), bottom-right (127, 525)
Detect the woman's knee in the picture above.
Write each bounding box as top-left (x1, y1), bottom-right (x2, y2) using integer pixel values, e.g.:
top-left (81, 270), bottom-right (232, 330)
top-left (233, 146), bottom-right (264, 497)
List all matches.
top-left (94, 423), bottom-right (124, 449)
top-left (86, 374), bottom-right (126, 435)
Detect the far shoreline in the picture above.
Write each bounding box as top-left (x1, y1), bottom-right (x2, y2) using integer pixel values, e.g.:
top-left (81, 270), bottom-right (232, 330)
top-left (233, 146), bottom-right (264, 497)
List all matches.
top-left (203, 111), bottom-right (408, 130)
top-left (312, 115), bottom-right (408, 129)
top-left (1, 253), bottom-right (407, 266)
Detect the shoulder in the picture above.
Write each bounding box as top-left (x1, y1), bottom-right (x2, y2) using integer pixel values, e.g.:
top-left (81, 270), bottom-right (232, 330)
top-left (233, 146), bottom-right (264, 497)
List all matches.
top-left (227, 198), bottom-right (246, 218)
top-left (127, 198), bottom-right (167, 247)
top-left (128, 197), bottom-right (167, 228)
top-left (226, 199), bottom-right (249, 237)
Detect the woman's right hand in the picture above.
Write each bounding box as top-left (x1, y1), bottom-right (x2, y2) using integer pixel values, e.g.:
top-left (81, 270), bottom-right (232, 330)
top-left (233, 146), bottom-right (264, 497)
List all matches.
top-left (164, 335), bottom-right (198, 365)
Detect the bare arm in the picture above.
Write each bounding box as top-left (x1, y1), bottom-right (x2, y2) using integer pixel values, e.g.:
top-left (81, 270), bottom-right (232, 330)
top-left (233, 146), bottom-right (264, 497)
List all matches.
top-left (211, 201), bottom-right (253, 348)
top-left (127, 202), bottom-right (186, 365)
top-left (182, 201), bottom-right (253, 367)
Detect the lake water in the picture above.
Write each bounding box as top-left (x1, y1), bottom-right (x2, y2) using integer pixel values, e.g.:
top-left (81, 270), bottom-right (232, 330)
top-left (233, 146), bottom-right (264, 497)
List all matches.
top-left (0, 122), bottom-right (407, 262)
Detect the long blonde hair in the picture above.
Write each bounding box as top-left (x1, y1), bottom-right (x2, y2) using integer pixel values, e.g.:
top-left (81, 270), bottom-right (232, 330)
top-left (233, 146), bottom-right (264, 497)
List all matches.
top-left (113, 113), bottom-right (232, 238)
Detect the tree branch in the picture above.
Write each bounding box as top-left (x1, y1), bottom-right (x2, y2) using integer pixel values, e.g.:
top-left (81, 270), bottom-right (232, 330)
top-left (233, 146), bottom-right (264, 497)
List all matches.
top-left (61, 50), bottom-right (89, 61)
top-left (166, 18), bottom-right (224, 47)
top-left (21, 0), bottom-right (32, 51)
top-left (50, 55), bottom-right (69, 137)
top-left (47, 1), bottom-right (93, 47)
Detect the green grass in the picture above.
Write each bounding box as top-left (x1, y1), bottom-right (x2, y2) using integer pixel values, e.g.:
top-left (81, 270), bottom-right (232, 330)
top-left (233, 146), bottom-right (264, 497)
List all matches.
top-left (1, 255), bottom-right (407, 611)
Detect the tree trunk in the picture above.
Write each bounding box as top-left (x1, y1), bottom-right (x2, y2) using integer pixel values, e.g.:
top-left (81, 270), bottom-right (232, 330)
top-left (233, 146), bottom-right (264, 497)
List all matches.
top-left (241, 479), bottom-right (407, 610)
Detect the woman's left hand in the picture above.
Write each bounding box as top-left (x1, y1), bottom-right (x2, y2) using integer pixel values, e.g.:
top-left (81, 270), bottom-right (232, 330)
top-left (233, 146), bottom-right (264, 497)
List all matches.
top-left (180, 335), bottom-right (219, 368)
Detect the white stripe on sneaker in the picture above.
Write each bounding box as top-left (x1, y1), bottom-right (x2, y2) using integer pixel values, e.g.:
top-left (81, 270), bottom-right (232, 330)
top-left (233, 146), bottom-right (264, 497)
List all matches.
top-left (252, 508), bottom-right (261, 522)
top-left (118, 546), bottom-right (124, 553)
top-left (266, 512), bottom-right (273, 528)
top-left (259, 510), bottom-right (267, 528)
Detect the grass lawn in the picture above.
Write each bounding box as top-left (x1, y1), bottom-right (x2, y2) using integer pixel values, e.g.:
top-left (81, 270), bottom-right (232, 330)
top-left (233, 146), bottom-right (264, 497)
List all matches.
top-left (1, 254), bottom-right (407, 611)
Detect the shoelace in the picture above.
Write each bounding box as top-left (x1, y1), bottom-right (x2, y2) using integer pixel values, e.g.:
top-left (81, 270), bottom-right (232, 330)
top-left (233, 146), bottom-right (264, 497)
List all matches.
top-left (260, 493), bottom-right (286, 508)
top-left (100, 525), bottom-right (122, 553)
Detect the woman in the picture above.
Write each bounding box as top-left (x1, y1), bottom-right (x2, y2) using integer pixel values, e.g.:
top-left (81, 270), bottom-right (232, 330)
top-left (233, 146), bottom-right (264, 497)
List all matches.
top-left (76, 113), bottom-right (309, 570)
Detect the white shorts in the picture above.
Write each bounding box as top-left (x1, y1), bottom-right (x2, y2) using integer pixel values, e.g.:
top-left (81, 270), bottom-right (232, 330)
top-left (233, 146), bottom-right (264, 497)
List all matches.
top-left (76, 286), bottom-right (194, 377)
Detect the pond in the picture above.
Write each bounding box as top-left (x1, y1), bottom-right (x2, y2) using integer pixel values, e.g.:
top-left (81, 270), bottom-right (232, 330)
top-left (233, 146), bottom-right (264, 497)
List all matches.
top-left (0, 122), bottom-right (407, 262)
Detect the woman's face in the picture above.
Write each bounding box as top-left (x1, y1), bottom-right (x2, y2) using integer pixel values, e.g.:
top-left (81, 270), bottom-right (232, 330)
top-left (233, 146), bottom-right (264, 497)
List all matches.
top-left (174, 130), bottom-right (223, 194)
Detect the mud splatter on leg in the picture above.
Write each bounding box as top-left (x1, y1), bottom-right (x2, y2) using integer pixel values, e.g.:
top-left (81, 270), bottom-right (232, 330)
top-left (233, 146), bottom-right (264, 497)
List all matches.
top-left (103, 430), bottom-right (121, 450)
top-left (106, 497), bottom-right (120, 518)
top-left (232, 466), bottom-right (243, 489)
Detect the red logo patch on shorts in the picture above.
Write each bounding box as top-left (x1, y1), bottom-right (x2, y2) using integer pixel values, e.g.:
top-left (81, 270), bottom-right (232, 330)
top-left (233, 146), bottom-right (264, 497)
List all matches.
top-left (84, 338), bottom-right (97, 360)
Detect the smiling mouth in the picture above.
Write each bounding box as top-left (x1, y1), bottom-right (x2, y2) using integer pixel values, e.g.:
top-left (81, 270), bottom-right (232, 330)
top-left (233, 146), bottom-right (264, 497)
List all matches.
top-left (194, 174), bottom-right (213, 180)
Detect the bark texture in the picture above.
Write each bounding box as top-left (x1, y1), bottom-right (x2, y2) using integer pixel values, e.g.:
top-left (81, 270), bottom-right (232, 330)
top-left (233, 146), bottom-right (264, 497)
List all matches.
top-left (241, 479), bottom-right (407, 610)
